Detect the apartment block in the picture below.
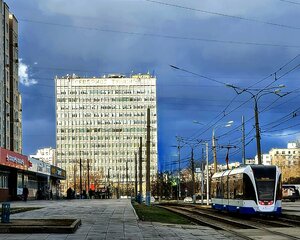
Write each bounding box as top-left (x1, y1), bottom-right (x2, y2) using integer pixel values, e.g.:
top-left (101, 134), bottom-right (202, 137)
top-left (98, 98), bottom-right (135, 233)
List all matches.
top-left (0, 1), bottom-right (22, 153)
top-left (30, 147), bottom-right (56, 165)
top-left (55, 73), bottom-right (158, 194)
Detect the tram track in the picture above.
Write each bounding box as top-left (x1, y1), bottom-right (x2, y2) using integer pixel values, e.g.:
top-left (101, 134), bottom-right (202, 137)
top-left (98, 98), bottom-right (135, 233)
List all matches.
top-left (159, 205), bottom-right (300, 240)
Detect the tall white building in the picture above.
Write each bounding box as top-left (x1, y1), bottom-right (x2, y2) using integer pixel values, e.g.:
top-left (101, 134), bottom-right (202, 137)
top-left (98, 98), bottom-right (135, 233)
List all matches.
top-left (30, 147), bottom-right (56, 165)
top-left (55, 73), bottom-right (158, 194)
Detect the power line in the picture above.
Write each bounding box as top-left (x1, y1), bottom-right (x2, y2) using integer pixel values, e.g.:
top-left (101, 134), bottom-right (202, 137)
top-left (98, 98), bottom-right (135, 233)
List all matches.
top-left (262, 129), bottom-right (300, 136)
top-left (19, 18), bottom-right (300, 49)
top-left (178, 54), bottom-right (300, 146)
top-left (145, 0), bottom-right (300, 31)
top-left (279, 0), bottom-right (300, 5)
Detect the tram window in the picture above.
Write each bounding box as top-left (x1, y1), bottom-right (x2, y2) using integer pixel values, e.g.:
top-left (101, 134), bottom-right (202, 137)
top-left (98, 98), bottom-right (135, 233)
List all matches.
top-left (243, 174), bottom-right (256, 201)
top-left (216, 177), bottom-right (222, 198)
top-left (235, 173), bottom-right (243, 199)
top-left (228, 175), bottom-right (235, 199)
top-left (211, 178), bottom-right (217, 198)
top-left (276, 174), bottom-right (282, 200)
top-left (211, 177), bottom-right (222, 198)
top-left (223, 176), bottom-right (228, 199)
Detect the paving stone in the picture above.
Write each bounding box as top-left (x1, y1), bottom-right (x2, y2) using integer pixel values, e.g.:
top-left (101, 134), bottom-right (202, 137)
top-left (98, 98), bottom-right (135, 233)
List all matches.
top-left (3, 199), bottom-right (245, 239)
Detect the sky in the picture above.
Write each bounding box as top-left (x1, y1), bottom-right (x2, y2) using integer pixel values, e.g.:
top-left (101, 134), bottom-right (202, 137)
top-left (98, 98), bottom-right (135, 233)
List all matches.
top-left (6, 0), bottom-right (300, 171)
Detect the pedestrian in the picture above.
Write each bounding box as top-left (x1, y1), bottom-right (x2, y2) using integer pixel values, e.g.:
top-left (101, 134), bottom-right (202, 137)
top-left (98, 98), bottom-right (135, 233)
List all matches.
top-left (23, 185), bottom-right (29, 202)
top-left (67, 187), bottom-right (72, 199)
top-left (50, 190), bottom-right (53, 200)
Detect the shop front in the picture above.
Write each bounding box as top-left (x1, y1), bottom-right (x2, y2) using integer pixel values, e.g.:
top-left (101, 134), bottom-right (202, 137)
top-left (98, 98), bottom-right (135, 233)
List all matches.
top-left (50, 165), bottom-right (66, 199)
top-left (28, 157), bottom-right (51, 199)
top-left (0, 147), bottom-right (31, 201)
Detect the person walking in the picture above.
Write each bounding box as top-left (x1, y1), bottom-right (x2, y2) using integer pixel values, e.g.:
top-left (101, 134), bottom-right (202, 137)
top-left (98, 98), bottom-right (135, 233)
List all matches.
top-left (23, 185), bottom-right (29, 202)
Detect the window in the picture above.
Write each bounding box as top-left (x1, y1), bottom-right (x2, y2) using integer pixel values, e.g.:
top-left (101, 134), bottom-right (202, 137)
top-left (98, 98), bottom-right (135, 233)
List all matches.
top-left (0, 174), bottom-right (8, 189)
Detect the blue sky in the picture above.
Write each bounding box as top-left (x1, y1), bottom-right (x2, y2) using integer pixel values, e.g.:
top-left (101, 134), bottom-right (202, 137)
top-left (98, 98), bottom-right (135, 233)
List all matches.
top-left (7, 0), bottom-right (300, 171)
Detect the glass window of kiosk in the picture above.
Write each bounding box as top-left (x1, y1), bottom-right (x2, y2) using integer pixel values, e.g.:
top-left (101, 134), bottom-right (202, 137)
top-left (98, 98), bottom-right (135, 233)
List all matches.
top-left (17, 173), bottom-right (23, 188)
top-left (0, 174), bottom-right (8, 189)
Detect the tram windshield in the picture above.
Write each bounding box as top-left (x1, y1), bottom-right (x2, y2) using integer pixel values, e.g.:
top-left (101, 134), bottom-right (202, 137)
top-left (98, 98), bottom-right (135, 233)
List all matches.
top-left (252, 166), bottom-right (276, 201)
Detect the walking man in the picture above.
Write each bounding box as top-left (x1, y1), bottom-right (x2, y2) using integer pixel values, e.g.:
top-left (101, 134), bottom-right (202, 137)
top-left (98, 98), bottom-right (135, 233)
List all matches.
top-left (23, 185), bottom-right (29, 202)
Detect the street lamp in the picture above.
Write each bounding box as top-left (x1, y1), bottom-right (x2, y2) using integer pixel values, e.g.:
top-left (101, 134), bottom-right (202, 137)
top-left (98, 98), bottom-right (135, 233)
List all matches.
top-left (226, 84), bottom-right (286, 164)
top-left (212, 120), bottom-right (233, 173)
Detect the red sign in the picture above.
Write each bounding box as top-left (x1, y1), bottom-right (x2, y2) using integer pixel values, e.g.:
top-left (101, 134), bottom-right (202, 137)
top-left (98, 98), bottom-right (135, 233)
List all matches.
top-left (0, 147), bottom-right (30, 170)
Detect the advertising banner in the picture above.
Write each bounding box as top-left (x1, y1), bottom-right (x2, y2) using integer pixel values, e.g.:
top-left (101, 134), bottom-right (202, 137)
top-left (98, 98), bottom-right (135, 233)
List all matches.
top-left (0, 147), bottom-right (31, 170)
top-left (50, 165), bottom-right (66, 179)
top-left (28, 157), bottom-right (51, 176)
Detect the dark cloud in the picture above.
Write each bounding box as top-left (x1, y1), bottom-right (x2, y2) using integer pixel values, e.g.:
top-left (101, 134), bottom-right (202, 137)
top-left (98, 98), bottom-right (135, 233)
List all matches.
top-left (6, 0), bottom-right (300, 170)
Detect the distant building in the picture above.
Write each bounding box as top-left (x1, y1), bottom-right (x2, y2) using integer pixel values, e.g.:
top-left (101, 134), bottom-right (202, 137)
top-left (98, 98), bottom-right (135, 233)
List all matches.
top-left (254, 154), bottom-right (271, 165)
top-left (245, 158), bottom-right (255, 165)
top-left (0, 1), bottom-right (22, 153)
top-left (269, 143), bottom-right (300, 167)
top-left (55, 73), bottom-right (158, 194)
top-left (269, 142), bottom-right (300, 182)
top-left (218, 162), bottom-right (241, 170)
top-left (30, 147), bottom-right (56, 165)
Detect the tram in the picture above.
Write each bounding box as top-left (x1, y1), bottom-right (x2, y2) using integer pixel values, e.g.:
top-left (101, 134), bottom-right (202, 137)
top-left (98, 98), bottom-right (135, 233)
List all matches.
top-left (211, 165), bottom-right (282, 214)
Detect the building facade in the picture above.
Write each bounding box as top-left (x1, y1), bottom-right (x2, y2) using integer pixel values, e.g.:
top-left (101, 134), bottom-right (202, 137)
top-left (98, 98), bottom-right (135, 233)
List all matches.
top-left (30, 147), bottom-right (56, 165)
top-left (253, 153), bottom-right (271, 165)
top-left (55, 73), bottom-right (158, 195)
top-left (0, 1), bottom-right (22, 153)
top-left (0, 147), bottom-right (65, 201)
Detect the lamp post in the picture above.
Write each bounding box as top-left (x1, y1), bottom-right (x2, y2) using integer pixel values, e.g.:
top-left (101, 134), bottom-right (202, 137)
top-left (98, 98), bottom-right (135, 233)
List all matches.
top-left (226, 84), bottom-right (286, 164)
top-left (212, 121), bottom-right (233, 173)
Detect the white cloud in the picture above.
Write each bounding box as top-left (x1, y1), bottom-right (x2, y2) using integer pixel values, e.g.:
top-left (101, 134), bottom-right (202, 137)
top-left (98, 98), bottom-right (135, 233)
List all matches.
top-left (18, 59), bottom-right (38, 86)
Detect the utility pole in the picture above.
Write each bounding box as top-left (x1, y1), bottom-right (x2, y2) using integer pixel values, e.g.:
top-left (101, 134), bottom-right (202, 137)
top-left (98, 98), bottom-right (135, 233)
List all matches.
top-left (206, 142), bottom-right (209, 206)
top-left (126, 161), bottom-right (129, 196)
top-left (212, 129), bottom-right (217, 174)
top-left (139, 137), bottom-right (143, 202)
top-left (135, 152), bottom-right (138, 198)
top-left (242, 116), bottom-right (246, 164)
top-left (254, 99), bottom-right (262, 164)
top-left (74, 164), bottom-right (77, 194)
top-left (201, 161), bottom-right (204, 205)
top-left (226, 83), bottom-right (287, 165)
top-left (220, 145), bottom-right (237, 170)
top-left (80, 158), bottom-right (82, 199)
top-left (176, 137), bottom-right (182, 200)
top-left (87, 159), bottom-right (90, 192)
top-left (146, 107), bottom-right (151, 206)
top-left (107, 168), bottom-right (111, 199)
top-left (191, 147), bottom-right (195, 203)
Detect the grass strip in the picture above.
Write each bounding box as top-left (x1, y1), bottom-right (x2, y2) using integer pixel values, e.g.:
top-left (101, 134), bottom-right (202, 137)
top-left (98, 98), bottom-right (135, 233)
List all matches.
top-left (132, 202), bottom-right (191, 224)
top-left (0, 207), bottom-right (42, 216)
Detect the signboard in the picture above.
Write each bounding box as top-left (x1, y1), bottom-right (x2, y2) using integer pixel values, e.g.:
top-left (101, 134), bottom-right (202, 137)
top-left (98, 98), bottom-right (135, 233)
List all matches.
top-left (50, 166), bottom-right (66, 179)
top-left (28, 157), bottom-right (51, 176)
top-left (195, 168), bottom-right (202, 173)
top-left (0, 147), bottom-right (31, 170)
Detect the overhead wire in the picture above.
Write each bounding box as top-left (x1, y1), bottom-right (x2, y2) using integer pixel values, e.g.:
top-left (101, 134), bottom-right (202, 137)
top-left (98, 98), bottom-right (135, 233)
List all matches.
top-left (145, 0), bottom-right (300, 31)
top-left (19, 18), bottom-right (300, 49)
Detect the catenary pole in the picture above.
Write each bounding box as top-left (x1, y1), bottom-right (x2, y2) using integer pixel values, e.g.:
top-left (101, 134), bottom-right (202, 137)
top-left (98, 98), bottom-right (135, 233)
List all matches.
top-left (146, 108), bottom-right (151, 206)
top-left (206, 142), bottom-right (209, 206)
top-left (242, 116), bottom-right (246, 164)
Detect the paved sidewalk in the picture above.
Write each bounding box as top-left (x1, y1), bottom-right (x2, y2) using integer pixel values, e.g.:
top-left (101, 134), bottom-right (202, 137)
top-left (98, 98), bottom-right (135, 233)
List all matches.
top-left (0, 199), bottom-right (240, 240)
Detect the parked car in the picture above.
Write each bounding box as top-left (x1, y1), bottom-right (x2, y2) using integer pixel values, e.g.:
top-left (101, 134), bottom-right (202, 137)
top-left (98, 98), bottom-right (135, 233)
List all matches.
top-left (183, 197), bottom-right (193, 203)
top-left (282, 185), bottom-right (300, 202)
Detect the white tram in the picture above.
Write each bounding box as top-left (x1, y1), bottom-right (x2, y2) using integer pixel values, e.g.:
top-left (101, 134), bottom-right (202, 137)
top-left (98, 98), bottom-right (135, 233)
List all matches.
top-left (211, 165), bottom-right (282, 214)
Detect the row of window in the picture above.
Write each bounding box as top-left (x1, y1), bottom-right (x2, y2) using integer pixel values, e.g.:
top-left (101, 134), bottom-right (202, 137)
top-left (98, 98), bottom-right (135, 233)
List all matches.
top-left (57, 127), bottom-right (156, 133)
top-left (57, 135), bottom-right (151, 141)
top-left (57, 150), bottom-right (157, 156)
top-left (59, 89), bottom-right (155, 95)
top-left (274, 150), bottom-right (300, 154)
top-left (57, 97), bottom-right (155, 103)
top-left (57, 142), bottom-right (156, 148)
